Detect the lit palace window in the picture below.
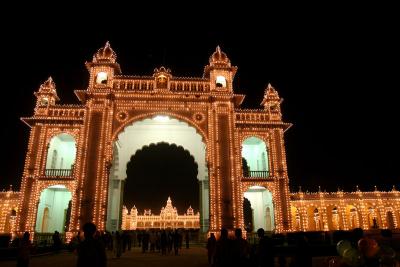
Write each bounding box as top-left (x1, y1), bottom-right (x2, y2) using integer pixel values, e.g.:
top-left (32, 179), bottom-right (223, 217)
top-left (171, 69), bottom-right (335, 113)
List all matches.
top-left (96, 72), bottom-right (108, 84)
top-left (40, 97), bottom-right (49, 106)
top-left (215, 76), bottom-right (226, 87)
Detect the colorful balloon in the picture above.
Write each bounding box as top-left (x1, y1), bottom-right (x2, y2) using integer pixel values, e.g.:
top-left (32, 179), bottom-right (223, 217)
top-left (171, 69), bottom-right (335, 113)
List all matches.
top-left (337, 240), bottom-right (352, 256)
top-left (357, 237), bottom-right (369, 255)
top-left (343, 248), bottom-right (364, 267)
top-left (365, 238), bottom-right (379, 258)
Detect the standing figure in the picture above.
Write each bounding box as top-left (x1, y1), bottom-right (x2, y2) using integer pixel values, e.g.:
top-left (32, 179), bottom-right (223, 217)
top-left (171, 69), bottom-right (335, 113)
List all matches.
top-left (76, 222), bottom-right (107, 267)
top-left (17, 232), bottom-right (32, 267)
top-left (206, 233), bottom-right (217, 266)
top-left (185, 231), bottom-right (190, 249)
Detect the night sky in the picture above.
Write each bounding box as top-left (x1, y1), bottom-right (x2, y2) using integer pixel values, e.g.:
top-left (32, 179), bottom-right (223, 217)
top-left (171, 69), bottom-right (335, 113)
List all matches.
top-left (1, 6), bottom-right (399, 208)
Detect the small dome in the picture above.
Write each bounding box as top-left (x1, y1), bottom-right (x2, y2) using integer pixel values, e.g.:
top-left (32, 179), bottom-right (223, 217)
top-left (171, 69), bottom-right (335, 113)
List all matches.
top-left (93, 41), bottom-right (117, 62)
top-left (209, 46), bottom-right (230, 65)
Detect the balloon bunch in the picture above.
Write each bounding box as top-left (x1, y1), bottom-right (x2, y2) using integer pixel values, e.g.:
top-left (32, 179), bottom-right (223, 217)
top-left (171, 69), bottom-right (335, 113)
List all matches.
top-left (333, 237), bottom-right (398, 267)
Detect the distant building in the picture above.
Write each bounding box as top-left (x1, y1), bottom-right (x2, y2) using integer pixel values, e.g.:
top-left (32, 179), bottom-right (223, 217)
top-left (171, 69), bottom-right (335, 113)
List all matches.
top-left (121, 197), bottom-right (199, 230)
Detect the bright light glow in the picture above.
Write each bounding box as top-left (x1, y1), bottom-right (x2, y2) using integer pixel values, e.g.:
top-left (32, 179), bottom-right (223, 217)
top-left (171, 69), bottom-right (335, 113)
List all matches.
top-left (216, 76), bottom-right (226, 87)
top-left (48, 185), bottom-right (67, 189)
top-left (249, 185), bottom-right (266, 190)
top-left (153, 115), bottom-right (170, 122)
top-left (96, 72), bottom-right (108, 84)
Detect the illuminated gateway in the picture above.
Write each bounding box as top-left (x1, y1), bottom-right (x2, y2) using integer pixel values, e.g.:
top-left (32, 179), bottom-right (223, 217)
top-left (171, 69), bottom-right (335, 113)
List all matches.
top-left (121, 197), bottom-right (200, 230)
top-left (0, 43), bottom-right (399, 238)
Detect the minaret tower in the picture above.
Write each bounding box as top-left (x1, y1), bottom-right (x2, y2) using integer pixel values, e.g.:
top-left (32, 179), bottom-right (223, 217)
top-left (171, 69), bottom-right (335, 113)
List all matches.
top-left (85, 41), bottom-right (121, 90)
top-left (203, 46), bottom-right (237, 92)
top-left (34, 77), bottom-right (59, 114)
top-left (261, 83), bottom-right (283, 120)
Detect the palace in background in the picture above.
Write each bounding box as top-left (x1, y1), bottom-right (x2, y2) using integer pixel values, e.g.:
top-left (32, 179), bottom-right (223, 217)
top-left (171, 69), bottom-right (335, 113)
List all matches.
top-left (121, 197), bottom-right (200, 230)
top-left (0, 43), bottom-right (398, 238)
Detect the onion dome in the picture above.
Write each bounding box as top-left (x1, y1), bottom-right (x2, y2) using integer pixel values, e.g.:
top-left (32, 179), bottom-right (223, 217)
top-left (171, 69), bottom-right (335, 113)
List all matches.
top-left (93, 41), bottom-right (117, 63)
top-left (209, 46), bottom-right (231, 66)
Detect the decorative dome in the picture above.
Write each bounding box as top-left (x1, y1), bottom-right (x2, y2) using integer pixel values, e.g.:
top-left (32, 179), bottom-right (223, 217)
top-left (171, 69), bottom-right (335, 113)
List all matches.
top-left (209, 46), bottom-right (230, 65)
top-left (93, 41), bottom-right (117, 63)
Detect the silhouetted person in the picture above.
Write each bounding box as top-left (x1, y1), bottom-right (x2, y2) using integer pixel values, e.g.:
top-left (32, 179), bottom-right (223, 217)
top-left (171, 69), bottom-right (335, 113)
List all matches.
top-left (127, 232), bottom-right (132, 251)
top-left (17, 231), bottom-right (32, 267)
top-left (185, 231), bottom-right (190, 249)
top-left (52, 231), bottom-right (62, 252)
top-left (160, 230), bottom-right (167, 255)
top-left (293, 234), bottom-right (311, 267)
top-left (215, 228), bottom-right (232, 267)
top-left (206, 233), bottom-right (217, 266)
top-left (113, 231), bottom-right (122, 258)
top-left (256, 228), bottom-right (274, 267)
top-left (76, 222), bottom-right (106, 267)
top-left (232, 228), bottom-right (250, 266)
top-left (173, 230), bottom-right (180, 255)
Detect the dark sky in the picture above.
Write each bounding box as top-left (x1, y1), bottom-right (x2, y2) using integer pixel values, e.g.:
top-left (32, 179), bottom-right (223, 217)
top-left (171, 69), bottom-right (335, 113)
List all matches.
top-left (1, 6), bottom-right (399, 198)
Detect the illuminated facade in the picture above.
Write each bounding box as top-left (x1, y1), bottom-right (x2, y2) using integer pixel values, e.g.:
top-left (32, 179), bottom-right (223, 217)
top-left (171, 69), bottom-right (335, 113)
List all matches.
top-left (290, 187), bottom-right (400, 231)
top-left (121, 197), bottom-right (200, 230)
top-left (0, 42), bottom-right (396, 237)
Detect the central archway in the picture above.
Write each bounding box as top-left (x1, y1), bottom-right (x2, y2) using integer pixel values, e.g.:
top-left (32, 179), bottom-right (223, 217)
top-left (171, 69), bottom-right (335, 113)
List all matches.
top-left (124, 142), bottom-right (199, 212)
top-left (107, 115), bottom-right (209, 232)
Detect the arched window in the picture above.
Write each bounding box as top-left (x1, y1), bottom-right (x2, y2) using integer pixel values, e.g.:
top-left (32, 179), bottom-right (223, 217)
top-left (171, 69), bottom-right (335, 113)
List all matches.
top-left (241, 137), bottom-right (269, 178)
top-left (215, 76), bottom-right (226, 87)
top-left (36, 185), bottom-right (72, 233)
top-left (96, 72), bottom-right (108, 84)
top-left (45, 134), bottom-right (76, 176)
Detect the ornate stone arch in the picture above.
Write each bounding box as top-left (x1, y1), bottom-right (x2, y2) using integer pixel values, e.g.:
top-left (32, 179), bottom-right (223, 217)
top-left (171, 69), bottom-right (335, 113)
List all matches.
top-left (112, 112), bottom-right (208, 145)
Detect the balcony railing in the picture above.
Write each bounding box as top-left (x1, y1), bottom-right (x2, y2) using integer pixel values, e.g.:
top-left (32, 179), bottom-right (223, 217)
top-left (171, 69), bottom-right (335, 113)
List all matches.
top-left (45, 169), bottom-right (73, 177)
top-left (243, 170), bottom-right (270, 178)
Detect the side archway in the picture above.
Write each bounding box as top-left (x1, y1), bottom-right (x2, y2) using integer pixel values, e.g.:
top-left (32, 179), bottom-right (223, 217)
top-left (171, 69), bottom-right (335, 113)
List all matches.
top-left (243, 186), bottom-right (274, 232)
top-left (35, 185), bottom-right (72, 233)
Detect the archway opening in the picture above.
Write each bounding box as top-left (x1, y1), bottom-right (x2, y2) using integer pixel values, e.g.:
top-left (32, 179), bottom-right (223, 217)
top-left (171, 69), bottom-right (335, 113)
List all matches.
top-left (291, 206), bottom-right (301, 231)
top-left (241, 137), bottom-right (269, 178)
top-left (35, 185), bottom-right (72, 233)
top-left (45, 133), bottom-right (76, 176)
top-left (124, 142), bottom-right (199, 213)
top-left (243, 186), bottom-right (274, 232)
top-left (346, 205), bottom-right (361, 229)
top-left (107, 115), bottom-right (209, 232)
top-left (386, 210), bottom-right (395, 229)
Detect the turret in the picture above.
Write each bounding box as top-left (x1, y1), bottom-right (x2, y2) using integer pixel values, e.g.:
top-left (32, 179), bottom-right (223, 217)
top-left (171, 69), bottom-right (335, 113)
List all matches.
top-left (203, 46), bottom-right (237, 92)
top-left (85, 41), bottom-right (121, 90)
top-left (261, 83), bottom-right (283, 119)
top-left (34, 77), bottom-right (59, 113)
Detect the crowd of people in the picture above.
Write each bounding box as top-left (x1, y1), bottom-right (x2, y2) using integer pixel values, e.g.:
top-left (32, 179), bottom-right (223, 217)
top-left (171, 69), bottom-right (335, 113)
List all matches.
top-left (207, 228), bottom-right (275, 267)
top-left (11, 224), bottom-right (399, 267)
top-left (70, 227), bottom-right (191, 258)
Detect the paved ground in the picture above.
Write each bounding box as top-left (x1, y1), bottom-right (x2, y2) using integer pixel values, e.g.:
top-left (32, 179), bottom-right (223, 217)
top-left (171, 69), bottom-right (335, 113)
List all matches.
top-left (2, 247), bottom-right (209, 267)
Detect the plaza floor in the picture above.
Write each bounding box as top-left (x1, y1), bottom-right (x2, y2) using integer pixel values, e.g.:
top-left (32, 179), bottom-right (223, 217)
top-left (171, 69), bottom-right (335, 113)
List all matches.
top-left (1, 246), bottom-right (209, 267)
